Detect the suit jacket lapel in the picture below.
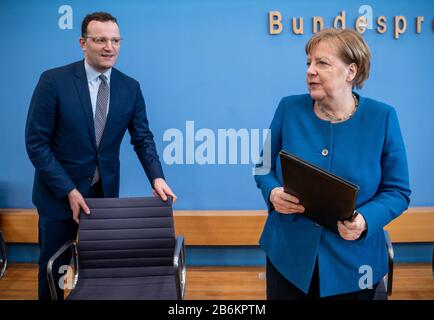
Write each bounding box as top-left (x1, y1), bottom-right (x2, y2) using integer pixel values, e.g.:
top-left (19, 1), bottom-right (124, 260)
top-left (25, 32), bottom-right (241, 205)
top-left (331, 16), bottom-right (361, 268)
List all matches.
top-left (74, 60), bottom-right (97, 150)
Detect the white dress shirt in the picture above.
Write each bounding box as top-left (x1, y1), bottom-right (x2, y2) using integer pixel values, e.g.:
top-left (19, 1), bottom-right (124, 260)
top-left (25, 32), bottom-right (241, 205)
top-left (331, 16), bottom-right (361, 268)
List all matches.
top-left (84, 60), bottom-right (111, 118)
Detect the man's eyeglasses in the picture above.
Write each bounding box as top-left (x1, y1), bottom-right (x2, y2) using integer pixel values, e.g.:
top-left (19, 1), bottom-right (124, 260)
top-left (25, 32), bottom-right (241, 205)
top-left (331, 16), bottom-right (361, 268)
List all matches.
top-left (84, 36), bottom-right (122, 47)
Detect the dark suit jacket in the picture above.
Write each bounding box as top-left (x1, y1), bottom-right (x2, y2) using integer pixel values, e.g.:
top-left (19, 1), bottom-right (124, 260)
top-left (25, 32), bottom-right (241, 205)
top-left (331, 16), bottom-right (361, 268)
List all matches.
top-left (25, 60), bottom-right (164, 220)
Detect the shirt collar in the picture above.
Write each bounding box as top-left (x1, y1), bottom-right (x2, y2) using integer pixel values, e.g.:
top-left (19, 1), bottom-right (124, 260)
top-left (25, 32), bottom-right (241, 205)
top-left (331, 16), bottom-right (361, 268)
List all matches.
top-left (84, 59), bottom-right (111, 83)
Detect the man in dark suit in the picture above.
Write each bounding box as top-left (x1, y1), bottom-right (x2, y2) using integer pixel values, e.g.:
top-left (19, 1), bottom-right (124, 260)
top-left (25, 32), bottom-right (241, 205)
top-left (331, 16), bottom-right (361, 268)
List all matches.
top-left (25, 12), bottom-right (176, 300)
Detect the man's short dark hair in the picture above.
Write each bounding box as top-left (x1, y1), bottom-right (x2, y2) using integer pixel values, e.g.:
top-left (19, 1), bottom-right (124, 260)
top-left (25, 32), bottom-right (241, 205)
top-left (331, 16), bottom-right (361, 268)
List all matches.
top-left (81, 12), bottom-right (118, 37)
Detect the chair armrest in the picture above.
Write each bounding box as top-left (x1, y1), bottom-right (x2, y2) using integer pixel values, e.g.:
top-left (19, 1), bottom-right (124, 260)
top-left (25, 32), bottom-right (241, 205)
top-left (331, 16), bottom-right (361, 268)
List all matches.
top-left (47, 240), bottom-right (78, 300)
top-left (384, 230), bottom-right (394, 296)
top-left (0, 231), bottom-right (7, 278)
top-left (173, 236), bottom-right (186, 300)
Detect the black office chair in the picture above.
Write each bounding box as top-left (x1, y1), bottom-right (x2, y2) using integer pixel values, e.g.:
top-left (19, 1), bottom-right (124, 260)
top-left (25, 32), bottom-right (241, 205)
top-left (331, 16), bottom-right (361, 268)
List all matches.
top-left (374, 230), bottom-right (394, 300)
top-left (47, 196), bottom-right (186, 300)
top-left (0, 230), bottom-right (7, 278)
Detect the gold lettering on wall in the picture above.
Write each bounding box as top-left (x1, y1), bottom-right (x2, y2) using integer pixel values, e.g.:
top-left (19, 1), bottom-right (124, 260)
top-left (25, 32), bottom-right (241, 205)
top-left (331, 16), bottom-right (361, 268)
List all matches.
top-left (267, 11), bottom-right (433, 39)
top-left (376, 16), bottom-right (387, 34)
top-left (416, 16), bottom-right (424, 33)
top-left (394, 16), bottom-right (407, 39)
top-left (333, 11), bottom-right (346, 29)
top-left (269, 11), bottom-right (283, 34)
top-left (313, 16), bottom-right (324, 33)
top-left (292, 17), bottom-right (304, 34)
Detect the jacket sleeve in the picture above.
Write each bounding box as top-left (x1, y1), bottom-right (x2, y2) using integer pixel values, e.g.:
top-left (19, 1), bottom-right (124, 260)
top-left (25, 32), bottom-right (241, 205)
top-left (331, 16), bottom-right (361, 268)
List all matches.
top-left (128, 83), bottom-right (165, 186)
top-left (357, 108), bottom-right (411, 240)
top-left (254, 98), bottom-right (285, 212)
top-left (25, 72), bottom-right (76, 199)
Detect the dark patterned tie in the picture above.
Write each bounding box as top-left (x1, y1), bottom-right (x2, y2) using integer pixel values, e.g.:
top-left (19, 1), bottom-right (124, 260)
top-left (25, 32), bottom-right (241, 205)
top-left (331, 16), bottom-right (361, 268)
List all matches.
top-left (92, 74), bottom-right (109, 185)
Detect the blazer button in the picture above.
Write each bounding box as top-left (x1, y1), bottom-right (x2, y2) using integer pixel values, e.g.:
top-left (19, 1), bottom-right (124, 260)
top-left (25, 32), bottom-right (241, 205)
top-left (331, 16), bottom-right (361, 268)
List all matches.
top-left (321, 149), bottom-right (329, 156)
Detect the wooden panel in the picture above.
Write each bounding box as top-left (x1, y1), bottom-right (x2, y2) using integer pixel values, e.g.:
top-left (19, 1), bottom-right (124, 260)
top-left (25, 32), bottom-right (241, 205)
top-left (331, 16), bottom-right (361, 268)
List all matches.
top-left (174, 210), bottom-right (266, 245)
top-left (0, 207), bottom-right (433, 244)
top-left (0, 209), bottom-right (38, 243)
top-left (384, 207), bottom-right (434, 243)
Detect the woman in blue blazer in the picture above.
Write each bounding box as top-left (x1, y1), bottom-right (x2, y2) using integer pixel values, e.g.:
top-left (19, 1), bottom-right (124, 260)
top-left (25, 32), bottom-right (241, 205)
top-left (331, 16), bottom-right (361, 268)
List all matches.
top-left (255, 28), bottom-right (410, 299)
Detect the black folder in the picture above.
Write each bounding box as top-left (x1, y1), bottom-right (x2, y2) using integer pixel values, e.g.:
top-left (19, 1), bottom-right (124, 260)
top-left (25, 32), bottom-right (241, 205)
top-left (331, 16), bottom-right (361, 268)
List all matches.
top-left (279, 150), bottom-right (359, 233)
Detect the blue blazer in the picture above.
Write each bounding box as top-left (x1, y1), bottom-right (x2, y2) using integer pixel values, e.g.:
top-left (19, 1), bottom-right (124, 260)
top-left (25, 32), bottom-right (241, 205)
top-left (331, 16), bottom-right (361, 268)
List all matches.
top-left (25, 60), bottom-right (164, 220)
top-left (255, 93), bottom-right (411, 297)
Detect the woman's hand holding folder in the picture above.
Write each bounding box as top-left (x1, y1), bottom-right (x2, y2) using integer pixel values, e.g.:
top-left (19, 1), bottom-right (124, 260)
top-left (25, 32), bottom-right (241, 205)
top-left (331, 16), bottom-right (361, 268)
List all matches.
top-left (270, 185), bottom-right (366, 241)
top-left (337, 214), bottom-right (367, 241)
top-left (270, 187), bottom-right (305, 214)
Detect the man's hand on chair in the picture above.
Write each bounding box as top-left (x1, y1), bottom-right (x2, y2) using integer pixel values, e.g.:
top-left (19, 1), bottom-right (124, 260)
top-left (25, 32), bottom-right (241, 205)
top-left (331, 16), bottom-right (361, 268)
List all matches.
top-left (152, 178), bottom-right (177, 203)
top-left (68, 188), bottom-right (90, 224)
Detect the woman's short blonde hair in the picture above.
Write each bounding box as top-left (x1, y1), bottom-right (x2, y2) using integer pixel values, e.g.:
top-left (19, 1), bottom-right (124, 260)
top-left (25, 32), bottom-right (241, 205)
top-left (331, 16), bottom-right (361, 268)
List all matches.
top-left (305, 28), bottom-right (371, 89)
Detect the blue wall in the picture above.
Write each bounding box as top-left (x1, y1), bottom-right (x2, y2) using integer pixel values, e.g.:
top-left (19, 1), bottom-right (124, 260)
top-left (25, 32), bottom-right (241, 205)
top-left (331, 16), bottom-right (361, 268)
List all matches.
top-left (0, 0), bottom-right (433, 210)
top-left (0, 1), bottom-right (433, 264)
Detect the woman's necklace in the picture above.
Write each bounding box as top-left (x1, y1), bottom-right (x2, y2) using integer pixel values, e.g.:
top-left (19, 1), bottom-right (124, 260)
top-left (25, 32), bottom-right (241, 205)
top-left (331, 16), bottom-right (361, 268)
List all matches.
top-left (318, 94), bottom-right (359, 122)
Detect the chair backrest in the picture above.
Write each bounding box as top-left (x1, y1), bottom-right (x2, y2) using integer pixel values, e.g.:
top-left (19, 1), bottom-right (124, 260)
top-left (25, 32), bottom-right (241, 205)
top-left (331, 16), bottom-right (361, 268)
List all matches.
top-left (77, 197), bottom-right (175, 280)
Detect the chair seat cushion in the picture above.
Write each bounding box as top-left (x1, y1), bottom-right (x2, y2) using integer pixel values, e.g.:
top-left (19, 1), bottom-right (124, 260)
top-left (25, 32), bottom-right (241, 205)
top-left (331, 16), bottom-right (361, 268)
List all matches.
top-left (67, 275), bottom-right (178, 300)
